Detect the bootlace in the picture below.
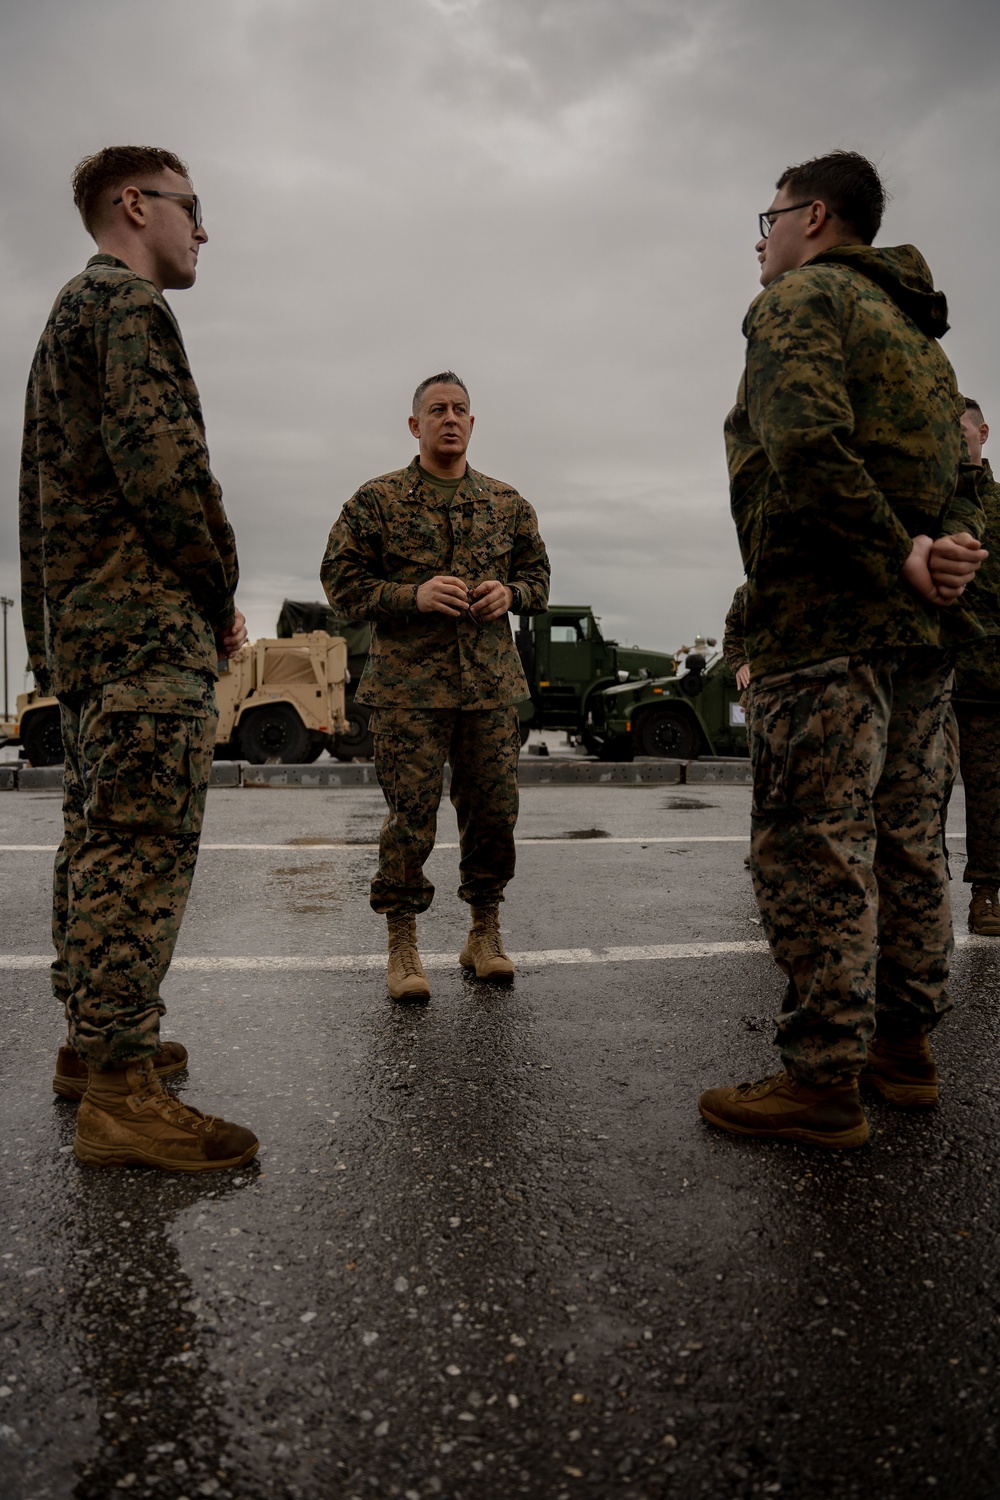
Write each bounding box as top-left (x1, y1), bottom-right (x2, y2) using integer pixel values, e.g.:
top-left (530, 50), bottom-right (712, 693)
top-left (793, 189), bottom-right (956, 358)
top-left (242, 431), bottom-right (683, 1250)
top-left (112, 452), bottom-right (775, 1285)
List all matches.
top-left (393, 943), bottom-right (423, 979)
top-left (477, 928), bottom-right (506, 959)
top-left (735, 1070), bottom-right (787, 1098)
top-left (152, 1088), bottom-right (220, 1136)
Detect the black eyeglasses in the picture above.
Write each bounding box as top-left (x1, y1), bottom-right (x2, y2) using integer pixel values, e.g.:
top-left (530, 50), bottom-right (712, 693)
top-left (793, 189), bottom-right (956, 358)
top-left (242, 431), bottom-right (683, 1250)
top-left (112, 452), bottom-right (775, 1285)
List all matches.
top-left (758, 202), bottom-right (813, 239)
top-left (112, 188), bottom-right (202, 228)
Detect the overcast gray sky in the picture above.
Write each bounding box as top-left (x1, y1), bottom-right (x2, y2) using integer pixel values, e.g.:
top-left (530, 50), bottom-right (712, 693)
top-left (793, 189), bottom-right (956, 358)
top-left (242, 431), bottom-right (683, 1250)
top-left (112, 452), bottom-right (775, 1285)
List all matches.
top-left (2, 0), bottom-right (999, 702)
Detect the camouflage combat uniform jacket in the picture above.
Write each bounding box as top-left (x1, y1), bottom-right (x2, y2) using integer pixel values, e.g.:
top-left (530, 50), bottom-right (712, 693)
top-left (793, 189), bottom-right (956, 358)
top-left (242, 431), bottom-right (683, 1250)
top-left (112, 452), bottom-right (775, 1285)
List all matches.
top-left (321, 459), bottom-right (550, 708)
top-left (954, 458), bottom-right (1000, 702)
top-left (725, 244), bottom-right (983, 677)
top-left (19, 253), bottom-right (238, 696)
top-left (722, 583), bottom-right (749, 673)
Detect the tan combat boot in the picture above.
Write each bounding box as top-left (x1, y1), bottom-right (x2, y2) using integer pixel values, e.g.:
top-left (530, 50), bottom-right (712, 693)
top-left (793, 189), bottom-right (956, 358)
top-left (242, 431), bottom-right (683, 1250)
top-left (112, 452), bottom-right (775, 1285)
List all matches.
top-left (969, 884), bottom-right (1000, 936)
top-left (74, 1058), bottom-right (258, 1171)
top-left (698, 1070), bottom-right (869, 1148)
top-left (460, 905), bottom-right (515, 982)
top-left (53, 1038), bottom-right (189, 1101)
top-left (386, 914), bottom-right (430, 1001)
top-left (861, 1032), bottom-right (938, 1109)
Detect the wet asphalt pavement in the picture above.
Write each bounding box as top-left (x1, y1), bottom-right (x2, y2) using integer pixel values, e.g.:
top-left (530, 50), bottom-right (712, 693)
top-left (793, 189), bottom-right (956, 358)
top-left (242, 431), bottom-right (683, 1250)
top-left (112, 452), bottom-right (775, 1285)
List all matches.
top-left (1, 779), bottom-right (999, 1500)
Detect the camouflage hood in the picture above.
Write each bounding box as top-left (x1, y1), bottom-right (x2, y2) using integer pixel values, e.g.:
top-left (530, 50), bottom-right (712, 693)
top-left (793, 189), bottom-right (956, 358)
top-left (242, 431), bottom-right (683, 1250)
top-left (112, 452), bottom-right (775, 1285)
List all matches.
top-left (807, 243), bottom-right (950, 338)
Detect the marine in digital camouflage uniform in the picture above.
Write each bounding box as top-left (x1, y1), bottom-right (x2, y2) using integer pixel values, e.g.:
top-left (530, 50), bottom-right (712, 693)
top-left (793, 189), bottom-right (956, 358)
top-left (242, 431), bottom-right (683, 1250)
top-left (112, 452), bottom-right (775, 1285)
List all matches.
top-left (19, 146), bottom-right (257, 1170)
top-left (699, 151), bottom-right (986, 1149)
top-left (722, 582), bottom-right (752, 740)
top-left (950, 400), bottom-right (1000, 934)
top-left (321, 371), bottom-right (550, 999)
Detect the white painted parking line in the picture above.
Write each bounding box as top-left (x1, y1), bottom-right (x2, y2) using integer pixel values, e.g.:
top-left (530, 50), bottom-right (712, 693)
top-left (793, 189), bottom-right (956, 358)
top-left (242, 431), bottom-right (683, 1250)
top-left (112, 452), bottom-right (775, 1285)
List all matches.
top-left (0, 932), bottom-right (990, 972)
top-left (0, 835), bottom-right (969, 853)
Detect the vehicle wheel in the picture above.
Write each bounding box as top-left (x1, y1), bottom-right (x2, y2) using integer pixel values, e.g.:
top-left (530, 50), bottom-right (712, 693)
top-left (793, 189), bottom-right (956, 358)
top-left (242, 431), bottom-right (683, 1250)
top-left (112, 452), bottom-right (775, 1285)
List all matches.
top-left (635, 706), bottom-right (700, 759)
top-left (21, 708), bottom-right (64, 767)
top-left (332, 701), bottom-right (374, 761)
top-left (237, 704), bottom-right (312, 764)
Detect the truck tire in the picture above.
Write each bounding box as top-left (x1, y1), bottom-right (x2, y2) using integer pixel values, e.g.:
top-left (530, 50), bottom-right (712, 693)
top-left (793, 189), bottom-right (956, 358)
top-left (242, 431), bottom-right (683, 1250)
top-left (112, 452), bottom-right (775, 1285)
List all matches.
top-left (21, 707), bottom-right (64, 767)
top-left (635, 706), bottom-right (700, 759)
top-left (237, 704), bottom-right (314, 764)
top-left (332, 700), bottom-right (374, 761)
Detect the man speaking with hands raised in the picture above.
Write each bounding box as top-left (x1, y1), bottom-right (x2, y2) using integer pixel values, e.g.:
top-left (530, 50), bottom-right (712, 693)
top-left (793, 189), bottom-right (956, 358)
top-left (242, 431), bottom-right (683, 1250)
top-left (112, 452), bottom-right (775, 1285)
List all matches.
top-left (322, 372), bottom-right (550, 1001)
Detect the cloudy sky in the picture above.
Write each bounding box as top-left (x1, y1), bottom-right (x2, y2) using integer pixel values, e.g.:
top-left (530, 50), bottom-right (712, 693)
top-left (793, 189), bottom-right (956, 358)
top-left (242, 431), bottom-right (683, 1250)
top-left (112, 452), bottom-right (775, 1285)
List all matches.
top-left (2, 0), bottom-right (999, 702)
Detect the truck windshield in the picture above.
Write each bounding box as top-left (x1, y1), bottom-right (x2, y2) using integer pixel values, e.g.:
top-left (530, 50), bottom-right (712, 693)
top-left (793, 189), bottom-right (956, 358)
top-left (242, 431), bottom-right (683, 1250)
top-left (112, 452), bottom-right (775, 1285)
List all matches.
top-left (550, 619), bottom-right (588, 643)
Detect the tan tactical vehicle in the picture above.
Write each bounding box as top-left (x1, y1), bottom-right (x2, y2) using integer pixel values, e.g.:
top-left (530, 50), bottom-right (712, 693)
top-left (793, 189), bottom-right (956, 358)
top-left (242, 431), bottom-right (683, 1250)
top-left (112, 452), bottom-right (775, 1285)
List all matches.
top-left (7, 631), bottom-right (349, 767)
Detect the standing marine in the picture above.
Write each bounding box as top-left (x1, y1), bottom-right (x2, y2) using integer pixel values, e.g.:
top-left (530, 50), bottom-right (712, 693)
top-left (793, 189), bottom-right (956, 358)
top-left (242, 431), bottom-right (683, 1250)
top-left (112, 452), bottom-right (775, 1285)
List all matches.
top-left (321, 372), bottom-right (550, 1001)
top-left (951, 397), bottom-right (1000, 935)
top-left (19, 146), bottom-right (258, 1170)
top-left (699, 150), bottom-right (986, 1148)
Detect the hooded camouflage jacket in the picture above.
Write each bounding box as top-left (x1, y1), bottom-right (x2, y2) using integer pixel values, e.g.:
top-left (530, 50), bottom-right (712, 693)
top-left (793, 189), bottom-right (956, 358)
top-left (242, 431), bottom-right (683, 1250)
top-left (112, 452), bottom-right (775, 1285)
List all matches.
top-left (19, 253), bottom-right (237, 696)
top-left (321, 458), bottom-right (550, 708)
top-left (954, 458), bottom-right (1000, 701)
top-left (726, 244), bottom-right (984, 677)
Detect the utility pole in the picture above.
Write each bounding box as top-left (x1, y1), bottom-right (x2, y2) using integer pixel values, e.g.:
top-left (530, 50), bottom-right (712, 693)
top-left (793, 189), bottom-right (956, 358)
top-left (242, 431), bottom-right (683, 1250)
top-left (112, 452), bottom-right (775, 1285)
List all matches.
top-left (0, 597), bottom-right (13, 721)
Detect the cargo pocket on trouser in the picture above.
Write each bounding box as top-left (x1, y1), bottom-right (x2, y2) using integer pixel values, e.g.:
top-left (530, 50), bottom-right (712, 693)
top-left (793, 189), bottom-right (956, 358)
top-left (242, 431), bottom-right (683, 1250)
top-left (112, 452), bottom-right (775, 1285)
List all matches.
top-left (67, 672), bottom-right (217, 1065)
top-left (750, 656), bottom-right (886, 1084)
top-left (87, 673), bottom-right (217, 838)
top-left (749, 656), bottom-right (870, 817)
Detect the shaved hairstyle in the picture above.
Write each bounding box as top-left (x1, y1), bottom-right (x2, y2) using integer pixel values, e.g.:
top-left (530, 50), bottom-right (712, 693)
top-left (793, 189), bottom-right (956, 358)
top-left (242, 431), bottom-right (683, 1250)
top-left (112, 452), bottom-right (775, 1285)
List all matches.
top-left (72, 145), bottom-right (189, 237)
top-left (776, 150), bottom-right (887, 246)
top-left (412, 371), bottom-right (470, 416)
top-left (965, 396), bottom-right (986, 423)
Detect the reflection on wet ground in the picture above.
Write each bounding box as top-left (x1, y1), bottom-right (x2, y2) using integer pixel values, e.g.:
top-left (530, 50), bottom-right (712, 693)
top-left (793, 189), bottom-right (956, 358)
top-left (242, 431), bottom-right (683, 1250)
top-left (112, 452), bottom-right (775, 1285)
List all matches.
top-left (2, 784), bottom-right (999, 1498)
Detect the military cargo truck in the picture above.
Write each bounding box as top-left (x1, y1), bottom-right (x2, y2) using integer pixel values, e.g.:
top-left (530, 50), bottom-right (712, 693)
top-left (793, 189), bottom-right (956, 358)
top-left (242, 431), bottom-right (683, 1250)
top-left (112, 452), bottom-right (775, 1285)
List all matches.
top-left (513, 605), bottom-right (677, 753)
top-left (589, 640), bottom-right (749, 760)
top-left (9, 631), bottom-right (349, 767)
top-left (277, 600), bottom-right (373, 760)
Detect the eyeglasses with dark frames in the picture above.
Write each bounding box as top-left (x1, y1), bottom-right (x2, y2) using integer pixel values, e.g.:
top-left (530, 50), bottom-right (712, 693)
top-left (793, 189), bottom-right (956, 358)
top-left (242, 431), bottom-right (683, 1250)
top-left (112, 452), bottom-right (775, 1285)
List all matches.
top-left (758, 201), bottom-right (814, 239)
top-left (112, 188), bottom-right (202, 229)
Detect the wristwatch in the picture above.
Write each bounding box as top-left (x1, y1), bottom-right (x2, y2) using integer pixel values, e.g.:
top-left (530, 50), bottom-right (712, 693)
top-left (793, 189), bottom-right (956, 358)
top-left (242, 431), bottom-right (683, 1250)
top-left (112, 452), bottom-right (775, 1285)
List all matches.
top-left (508, 584), bottom-right (524, 614)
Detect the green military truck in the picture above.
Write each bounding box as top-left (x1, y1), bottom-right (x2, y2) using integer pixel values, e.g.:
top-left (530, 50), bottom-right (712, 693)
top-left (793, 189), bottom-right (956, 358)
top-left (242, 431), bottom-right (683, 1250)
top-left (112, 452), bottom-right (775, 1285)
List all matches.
top-left (589, 640), bottom-right (749, 760)
top-left (513, 605), bottom-right (677, 754)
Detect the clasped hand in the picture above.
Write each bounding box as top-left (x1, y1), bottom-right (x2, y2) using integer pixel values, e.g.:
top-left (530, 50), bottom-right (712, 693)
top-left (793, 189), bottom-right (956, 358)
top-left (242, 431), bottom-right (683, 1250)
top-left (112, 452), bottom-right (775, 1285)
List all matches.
top-left (216, 608), bottom-right (248, 658)
top-left (415, 576), bottom-right (512, 622)
top-left (902, 534), bottom-right (987, 606)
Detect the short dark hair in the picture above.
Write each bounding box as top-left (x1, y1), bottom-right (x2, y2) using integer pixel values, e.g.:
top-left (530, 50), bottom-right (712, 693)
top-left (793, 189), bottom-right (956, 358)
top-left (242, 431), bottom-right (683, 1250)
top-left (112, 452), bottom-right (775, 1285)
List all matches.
top-left (412, 371), bottom-right (469, 416)
top-left (72, 145), bottom-right (189, 236)
top-left (776, 150), bottom-right (887, 245)
top-left (965, 396), bottom-right (985, 422)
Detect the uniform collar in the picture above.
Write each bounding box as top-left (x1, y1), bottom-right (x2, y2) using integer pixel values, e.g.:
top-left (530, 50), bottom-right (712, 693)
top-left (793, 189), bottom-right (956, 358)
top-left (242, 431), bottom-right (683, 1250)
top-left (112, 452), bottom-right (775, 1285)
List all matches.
top-left (402, 455), bottom-right (484, 503)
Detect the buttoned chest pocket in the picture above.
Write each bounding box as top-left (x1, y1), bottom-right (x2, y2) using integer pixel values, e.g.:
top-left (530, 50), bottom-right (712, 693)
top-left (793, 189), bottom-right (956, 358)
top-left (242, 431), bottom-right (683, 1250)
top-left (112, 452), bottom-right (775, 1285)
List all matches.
top-left (471, 524), bottom-right (516, 580)
top-left (383, 508), bottom-right (452, 576)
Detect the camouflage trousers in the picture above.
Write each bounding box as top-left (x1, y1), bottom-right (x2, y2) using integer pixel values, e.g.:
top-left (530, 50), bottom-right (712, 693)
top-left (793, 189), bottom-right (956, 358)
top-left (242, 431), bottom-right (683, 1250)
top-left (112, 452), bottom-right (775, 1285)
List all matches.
top-left (953, 700), bottom-right (1000, 885)
top-left (749, 650), bottom-right (954, 1086)
top-left (369, 707), bottom-right (520, 915)
top-left (54, 667), bottom-right (217, 1070)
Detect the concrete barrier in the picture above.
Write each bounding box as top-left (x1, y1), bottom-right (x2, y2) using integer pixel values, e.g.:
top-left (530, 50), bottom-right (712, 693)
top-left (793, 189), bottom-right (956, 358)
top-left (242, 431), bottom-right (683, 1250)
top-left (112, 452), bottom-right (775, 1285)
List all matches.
top-left (1, 756), bottom-right (744, 790)
top-left (686, 759), bottom-right (753, 784)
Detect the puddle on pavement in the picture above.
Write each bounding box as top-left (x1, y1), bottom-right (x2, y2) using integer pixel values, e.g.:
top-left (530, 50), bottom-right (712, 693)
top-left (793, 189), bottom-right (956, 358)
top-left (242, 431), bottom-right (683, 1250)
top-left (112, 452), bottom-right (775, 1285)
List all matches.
top-left (662, 798), bottom-right (717, 811)
top-left (532, 827), bottom-right (610, 840)
top-left (285, 834), bottom-right (380, 846)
